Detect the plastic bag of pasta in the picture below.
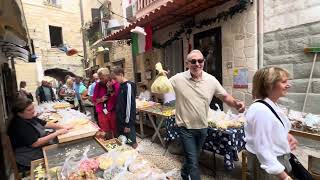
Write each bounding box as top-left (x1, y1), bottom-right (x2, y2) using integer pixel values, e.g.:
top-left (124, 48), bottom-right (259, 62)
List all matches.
top-left (151, 62), bottom-right (174, 94)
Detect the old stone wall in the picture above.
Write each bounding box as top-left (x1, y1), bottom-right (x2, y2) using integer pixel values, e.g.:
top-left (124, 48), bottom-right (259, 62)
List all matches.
top-left (95, 42), bottom-right (134, 81)
top-left (264, 21), bottom-right (320, 113)
top-left (153, 0), bottom-right (258, 110)
top-left (109, 42), bottom-right (134, 81)
top-left (264, 0), bottom-right (320, 33)
top-left (21, 0), bottom-right (84, 84)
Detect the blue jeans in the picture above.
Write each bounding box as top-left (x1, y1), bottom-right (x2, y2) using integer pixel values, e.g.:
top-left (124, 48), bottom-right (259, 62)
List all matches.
top-left (179, 127), bottom-right (208, 180)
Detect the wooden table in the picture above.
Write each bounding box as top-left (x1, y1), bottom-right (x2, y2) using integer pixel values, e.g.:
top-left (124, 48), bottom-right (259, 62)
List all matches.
top-left (290, 129), bottom-right (320, 141)
top-left (136, 103), bottom-right (160, 138)
top-left (138, 105), bottom-right (174, 147)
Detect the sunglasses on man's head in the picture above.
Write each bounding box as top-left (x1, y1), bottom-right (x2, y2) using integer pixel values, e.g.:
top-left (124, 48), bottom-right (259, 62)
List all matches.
top-left (190, 59), bottom-right (205, 64)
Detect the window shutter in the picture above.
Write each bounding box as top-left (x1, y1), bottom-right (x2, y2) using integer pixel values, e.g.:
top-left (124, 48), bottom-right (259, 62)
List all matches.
top-left (91, 8), bottom-right (100, 22)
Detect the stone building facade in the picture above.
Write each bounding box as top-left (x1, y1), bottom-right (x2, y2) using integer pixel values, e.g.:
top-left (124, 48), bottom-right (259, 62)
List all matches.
top-left (83, 0), bottom-right (134, 80)
top-left (95, 41), bottom-right (134, 80)
top-left (152, 0), bottom-right (257, 110)
top-left (263, 0), bottom-right (320, 113)
top-left (19, 0), bottom-right (84, 92)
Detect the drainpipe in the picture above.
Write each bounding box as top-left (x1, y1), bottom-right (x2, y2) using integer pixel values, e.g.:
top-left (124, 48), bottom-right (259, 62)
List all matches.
top-left (80, 0), bottom-right (88, 69)
top-left (257, 0), bottom-right (264, 69)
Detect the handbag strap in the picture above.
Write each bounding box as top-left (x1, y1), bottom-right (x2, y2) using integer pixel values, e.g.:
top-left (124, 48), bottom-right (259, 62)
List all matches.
top-left (255, 100), bottom-right (285, 128)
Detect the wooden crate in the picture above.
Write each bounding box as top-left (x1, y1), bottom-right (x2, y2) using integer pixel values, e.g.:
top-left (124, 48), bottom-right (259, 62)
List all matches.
top-left (57, 121), bottom-right (99, 143)
top-left (30, 158), bottom-right (46, 180)
top-left (95, 137), bottom-right (122, 152)
top-left (43, 137), bottom-right (107, 180)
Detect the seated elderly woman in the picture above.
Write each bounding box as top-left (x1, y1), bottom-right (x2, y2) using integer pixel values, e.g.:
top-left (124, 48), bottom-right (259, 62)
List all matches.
top-left (7, 97), bottom-right (71, 170)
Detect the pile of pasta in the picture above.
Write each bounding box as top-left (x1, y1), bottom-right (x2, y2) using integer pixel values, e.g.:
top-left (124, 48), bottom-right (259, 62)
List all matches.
top-left (207, 108), bottom-right (246, 129)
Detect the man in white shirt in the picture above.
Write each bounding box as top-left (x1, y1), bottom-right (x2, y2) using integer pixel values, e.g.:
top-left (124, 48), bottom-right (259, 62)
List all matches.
top-left (169, 50), bottom-right (245, 180)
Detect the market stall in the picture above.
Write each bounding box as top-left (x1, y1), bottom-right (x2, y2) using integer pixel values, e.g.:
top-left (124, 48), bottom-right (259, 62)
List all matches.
top-left (136, 99), bottom-right (246, 170)
top-left (164, 113), bottom-right (246, 171)
top-left (36, 101), bottom-right (100, 143)
top-left (30, 101), bottom-right (174, 180)
top-left (288, 109), bottom-right (320, 141)
top-left (135, 99), bottom-right (160, 138)
top-left (138, 105), bottom-right (175, 147)
top-left (30, 136), bottom-right (173, 180)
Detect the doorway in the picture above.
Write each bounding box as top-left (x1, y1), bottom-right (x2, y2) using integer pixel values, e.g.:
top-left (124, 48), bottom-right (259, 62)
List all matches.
top-left (194, 27), bottom-right (223, 110)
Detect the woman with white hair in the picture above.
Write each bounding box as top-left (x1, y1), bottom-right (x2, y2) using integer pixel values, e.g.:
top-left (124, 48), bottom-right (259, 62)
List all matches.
top-left (59, 78), bottom-right (76, 105)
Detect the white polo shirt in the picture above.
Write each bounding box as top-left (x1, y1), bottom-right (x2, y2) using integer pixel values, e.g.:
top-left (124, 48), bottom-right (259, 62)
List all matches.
top-left (169, 70), bottom-right (227, 129)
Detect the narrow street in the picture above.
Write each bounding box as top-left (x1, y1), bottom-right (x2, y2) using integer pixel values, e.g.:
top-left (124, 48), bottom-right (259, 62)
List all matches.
top-left (1, 0), bottom-right (320, 180)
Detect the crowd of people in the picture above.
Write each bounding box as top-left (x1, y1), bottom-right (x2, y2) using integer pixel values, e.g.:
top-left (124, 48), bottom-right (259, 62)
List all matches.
top-left (11, 50), bottom-right (301, 180)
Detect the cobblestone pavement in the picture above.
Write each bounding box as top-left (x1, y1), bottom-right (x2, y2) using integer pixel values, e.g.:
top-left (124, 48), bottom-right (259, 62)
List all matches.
top-left (22, 135), bottom-right (319, 180)
top-left (137, 135), bottom-right (320, 180)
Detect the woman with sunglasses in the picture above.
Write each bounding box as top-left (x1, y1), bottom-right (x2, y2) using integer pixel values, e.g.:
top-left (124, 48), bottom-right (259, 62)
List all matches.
top-left (169, 49), bottom-right (245, 180)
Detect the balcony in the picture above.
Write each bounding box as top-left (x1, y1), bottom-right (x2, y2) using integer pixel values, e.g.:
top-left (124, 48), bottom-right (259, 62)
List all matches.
top-left (135, 0), bottom-right (171, 19)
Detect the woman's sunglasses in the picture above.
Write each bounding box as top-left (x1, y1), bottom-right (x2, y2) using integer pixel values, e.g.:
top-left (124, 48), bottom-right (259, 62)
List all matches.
top-left (190, 59), bottom-right (205, 64)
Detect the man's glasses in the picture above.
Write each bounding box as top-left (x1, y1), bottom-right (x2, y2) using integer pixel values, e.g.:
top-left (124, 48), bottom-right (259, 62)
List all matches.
top-left (190, 59), bottom-right (205, 64)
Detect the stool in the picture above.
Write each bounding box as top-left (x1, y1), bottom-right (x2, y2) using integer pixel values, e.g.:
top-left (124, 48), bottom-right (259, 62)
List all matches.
top-left (242, 150), bottom-right (249, 180)
top-left (308, 155), bottom-right (320, 180)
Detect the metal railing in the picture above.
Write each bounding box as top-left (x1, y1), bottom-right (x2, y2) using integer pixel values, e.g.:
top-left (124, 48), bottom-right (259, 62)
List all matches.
top-left (137, 0), bottom-right (157, 11)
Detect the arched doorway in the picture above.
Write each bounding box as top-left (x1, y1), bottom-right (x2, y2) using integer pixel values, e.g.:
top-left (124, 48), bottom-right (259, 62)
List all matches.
top-left (44, 68), bottom-right (76, 82)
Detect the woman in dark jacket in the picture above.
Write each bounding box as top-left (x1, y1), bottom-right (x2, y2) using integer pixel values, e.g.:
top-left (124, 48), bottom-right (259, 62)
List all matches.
top-left (8, 97), bottom-right (71, 170)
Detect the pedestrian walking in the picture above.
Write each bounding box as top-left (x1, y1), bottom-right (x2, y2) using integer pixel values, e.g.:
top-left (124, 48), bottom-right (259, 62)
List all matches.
top-left (245, 66), bottom-right (298, 180)
top-left (169, 50), bottom-right (245, 180)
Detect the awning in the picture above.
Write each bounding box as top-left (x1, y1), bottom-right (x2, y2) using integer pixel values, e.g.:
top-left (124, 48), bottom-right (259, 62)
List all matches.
top-left (103, 0), bottom-right (230, 41)
top-left (0, 41), bottom-right (30, 61)
top-left (0, 0), bottom-right (30, 61)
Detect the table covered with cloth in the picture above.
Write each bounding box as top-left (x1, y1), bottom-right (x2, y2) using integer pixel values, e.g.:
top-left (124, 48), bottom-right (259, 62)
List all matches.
top-left (164, 117), bottom-right (246, 170)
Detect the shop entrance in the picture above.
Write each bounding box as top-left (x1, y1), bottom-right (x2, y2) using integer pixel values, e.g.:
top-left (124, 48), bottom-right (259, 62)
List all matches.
top-left (194, 27), bottom-right (223, 110)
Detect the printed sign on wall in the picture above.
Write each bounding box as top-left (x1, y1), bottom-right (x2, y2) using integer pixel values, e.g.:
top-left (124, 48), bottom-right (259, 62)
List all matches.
top-left (233, 68), bottom-right (248, 88)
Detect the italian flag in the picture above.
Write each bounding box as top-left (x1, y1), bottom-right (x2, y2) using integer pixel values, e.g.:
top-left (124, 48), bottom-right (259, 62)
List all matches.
top-left (131, 24), bottom-right (153, 57)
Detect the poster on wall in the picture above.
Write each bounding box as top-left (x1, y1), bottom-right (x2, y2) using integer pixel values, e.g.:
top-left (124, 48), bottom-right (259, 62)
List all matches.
top-left (233, 68), bottom-right (248, 88)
